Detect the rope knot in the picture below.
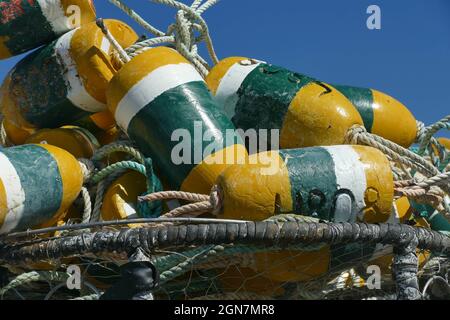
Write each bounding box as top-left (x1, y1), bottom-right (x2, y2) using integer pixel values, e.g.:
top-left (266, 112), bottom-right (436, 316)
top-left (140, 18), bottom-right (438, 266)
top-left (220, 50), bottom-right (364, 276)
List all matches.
top-left (345, 124), bottom-right (366, 145)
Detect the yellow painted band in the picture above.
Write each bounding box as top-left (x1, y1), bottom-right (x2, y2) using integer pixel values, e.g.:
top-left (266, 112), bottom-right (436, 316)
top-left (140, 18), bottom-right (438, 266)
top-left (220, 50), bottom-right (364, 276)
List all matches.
top-left (181, 144), bottom-right (249, 195)
top-left (205, 56), bottom-right (249, 94)
top-left (37, 144), bottom-right (83, 228)
top-left (280, 82), bottom-right (364, 148)
top-left (218, 151), bottom-right (292, 221)
top-left (351, 145), bottom-right (393, 222)
top-left (70, 19), bottom-right (138, 104)
top-left (107, 47), bottom-right (189, 116)
top-left (371, 89), bottom-right (417, 148)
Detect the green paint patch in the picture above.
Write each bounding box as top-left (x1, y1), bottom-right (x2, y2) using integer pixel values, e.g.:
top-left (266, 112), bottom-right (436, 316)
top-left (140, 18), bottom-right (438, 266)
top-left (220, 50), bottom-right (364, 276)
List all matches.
top-left (279, 147), bottom-right (337, 220)
top-left (333, 85), bottom-right (374, 132)
top-left (233, 63), bottom-right (315, 136)
top-left (128, 81), bottom-right (243, 190)
top-left (0, 0), bottom-right (57, 56)
top-left (9, 40), bottom-right (88, 128)
top-left (2, 144), bottom-right (62, 231)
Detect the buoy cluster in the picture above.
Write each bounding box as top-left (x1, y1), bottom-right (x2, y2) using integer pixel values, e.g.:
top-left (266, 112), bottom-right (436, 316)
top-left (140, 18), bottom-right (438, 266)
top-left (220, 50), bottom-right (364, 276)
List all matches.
top-left (0, 0), bottom-right (448, 297)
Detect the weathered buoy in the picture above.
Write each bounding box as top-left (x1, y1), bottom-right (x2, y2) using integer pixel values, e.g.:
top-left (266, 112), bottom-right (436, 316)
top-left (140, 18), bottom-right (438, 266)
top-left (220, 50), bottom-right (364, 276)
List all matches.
top-left (101, 170), bottom-right (163, 221)
top-left (0, 19), bottom-right (138, 134)
top-left (206, 57), bottom-right (417, 148)
top-left (107, 47), bottom-right (248, 193)
top-left (0, 144), bottom-right (83, 234)
top-left (206, 57), bottom-right (363, 149)
top-left (0, 0), bottom-right (97, 59)
top-left (217, 145), bottom-right (394, 223)
top-left (25, 126), bottom-right (100, 158)
top-left (332, 85), bottom-right (417, 147)
top-left (1, 117), bottom-right (30, 145)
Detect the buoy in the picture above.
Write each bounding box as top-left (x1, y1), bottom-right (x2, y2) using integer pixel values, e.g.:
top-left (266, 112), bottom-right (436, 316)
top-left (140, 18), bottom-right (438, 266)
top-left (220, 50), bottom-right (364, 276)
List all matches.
top-left (217, 145), bottom-right (394, 223)
top-left (73, 110), bottom-right (121, 146)
top-left (1, 117), bottom-right (31, 145)
top-left (25, 126), bottom-right (100, 158)
top-left (206, 57), bottom-right (417, 148)
top-left (332, 85), bottom-right (417, 147)
top-left (206, 57), bottom-right (363, 149)
top-left (101, 170), bottom-right (163, 222)
top-left (0, 144), bottom-right (83, 234)
top-left (437, 137), bottom-right (450, 150)
top-left (107, 47), bottom-right (248, 194)
top-left (0, 19), bottom-right (138, 134)
top-left (0, 0), bottom-right (97, 59)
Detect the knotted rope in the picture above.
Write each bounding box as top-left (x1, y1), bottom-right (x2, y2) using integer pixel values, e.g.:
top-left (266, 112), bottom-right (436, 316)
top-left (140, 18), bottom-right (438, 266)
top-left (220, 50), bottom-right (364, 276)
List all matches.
top-left (417, 115), bottom-right (450, 155)
top-left (106, 0), bottom-right (219, 76)
top-left (346, 125), bottom-right (440, 178)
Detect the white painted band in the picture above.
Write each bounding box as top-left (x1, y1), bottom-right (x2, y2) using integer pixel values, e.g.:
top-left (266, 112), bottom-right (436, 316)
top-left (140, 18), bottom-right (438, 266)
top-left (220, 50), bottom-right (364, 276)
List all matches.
top-left (37, 0), bottom-right (72, 34)
top-left (324, 146), bottom-right (367, 215)
top-left (215, 60), bottom-right (262, 119)
top-left (55, 30), bottom-right (106, 112)
top-left (115, 63), bottom-right (204, 132)
top-left (0, 153), bottom-right (26, 234)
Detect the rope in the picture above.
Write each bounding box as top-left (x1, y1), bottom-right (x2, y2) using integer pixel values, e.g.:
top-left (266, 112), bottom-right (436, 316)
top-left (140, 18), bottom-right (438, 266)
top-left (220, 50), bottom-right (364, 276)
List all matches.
top-left (107, 0), bottom-right (166, 37)
top-left (89, 161), bottom-right (146, 185)
top-left (96, 18), bottom-right (131, 63)
top-left (77, 158), bottom-right (95, 183)
top-left (346, 125), bottom-right (439, 177)
top-left (139, 185), bottom-right (222, 217)
top-left (92, 141), bottom-right (145, 164)
top-left (80, 187), bottom-right (92, 224)
top-left (395, 172), bottom-right (450, 215)
top-left (107, 0), bottom-right (220, 76)
top-left (0, 271), bottom-right (68, 298)
top-left (90, 169), bottom-right (126, 222)
top-left (417, 115), bottom-right (450, 155)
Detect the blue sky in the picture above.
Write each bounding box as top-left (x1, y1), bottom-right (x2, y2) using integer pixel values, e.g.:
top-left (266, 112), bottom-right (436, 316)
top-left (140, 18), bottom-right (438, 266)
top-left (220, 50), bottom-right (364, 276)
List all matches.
top-left (1, 0), bottom-right (449, 137)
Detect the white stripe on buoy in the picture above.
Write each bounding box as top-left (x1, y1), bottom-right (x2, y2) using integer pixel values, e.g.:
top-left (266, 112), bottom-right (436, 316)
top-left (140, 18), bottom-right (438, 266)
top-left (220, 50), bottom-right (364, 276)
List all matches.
top-left (324, 146), bottom-right (367, 214)
top-left (37, 0), bottom-right (71, 34)
top-left (100, 36), bottom-right (111, 55)
top-left (0, 153), bottom-right (26, 234)
top-left (115, 63), bottom-right (204, 132)
top-left (55, 30), bottom-right (106, 112)
top-left (215, 60), bottom-right (262, 119)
